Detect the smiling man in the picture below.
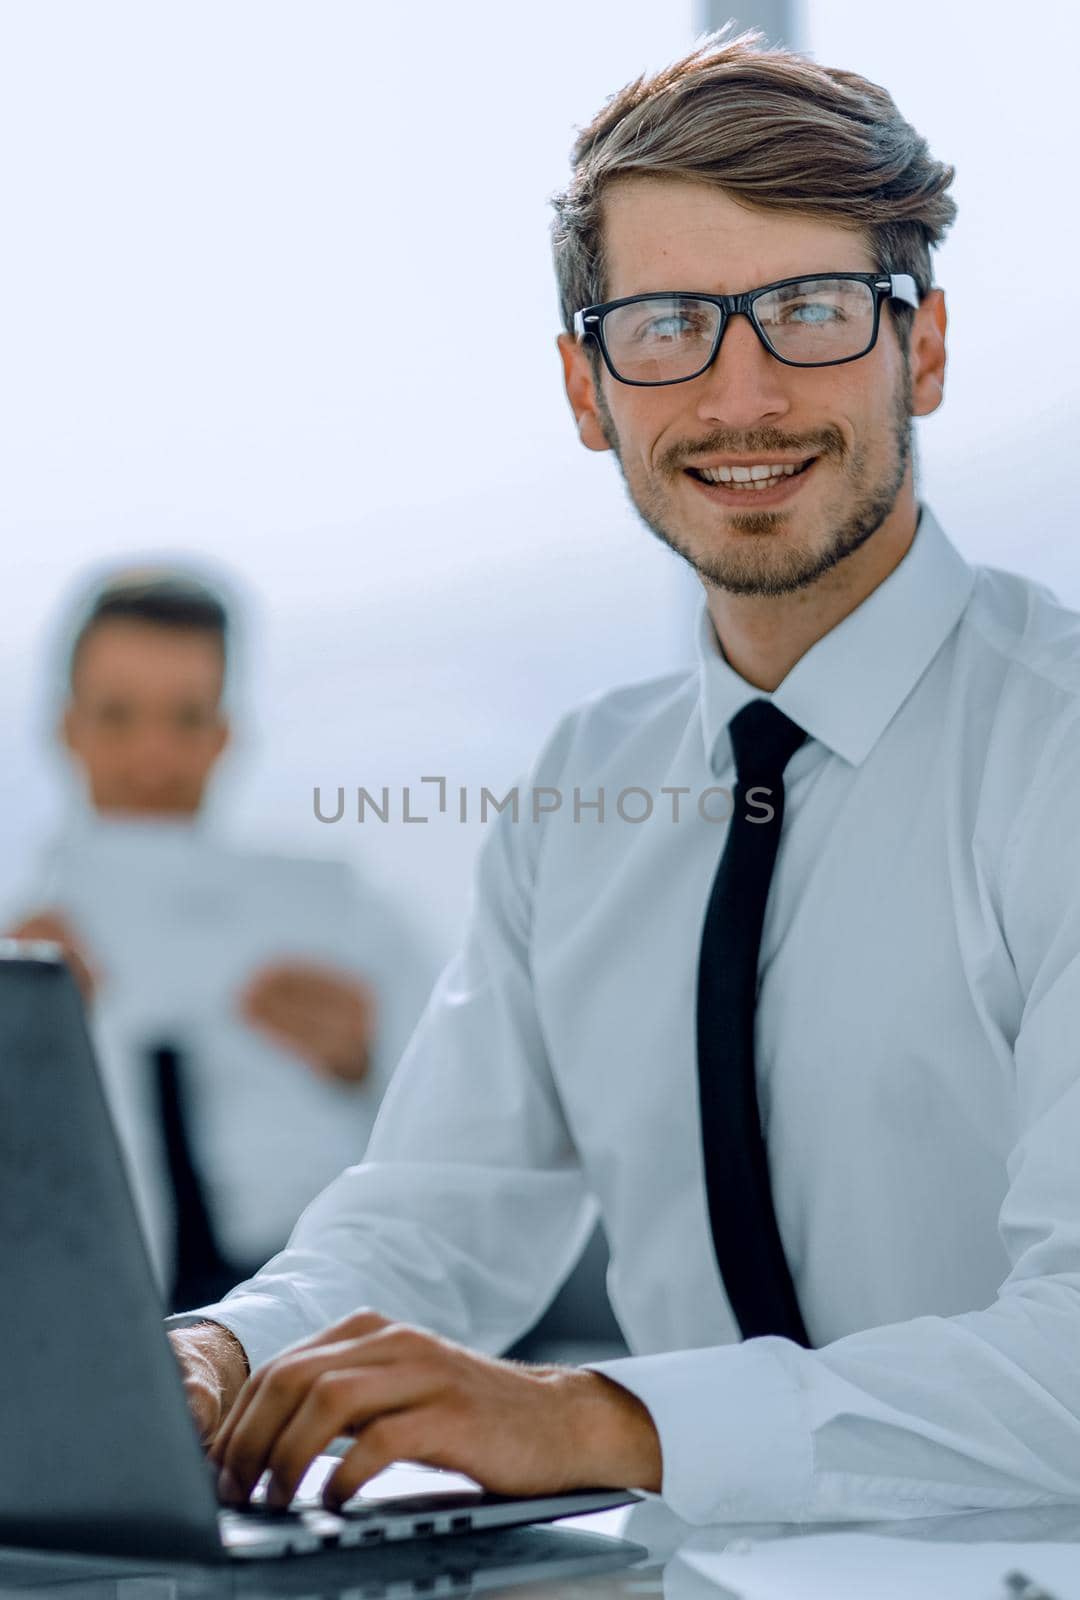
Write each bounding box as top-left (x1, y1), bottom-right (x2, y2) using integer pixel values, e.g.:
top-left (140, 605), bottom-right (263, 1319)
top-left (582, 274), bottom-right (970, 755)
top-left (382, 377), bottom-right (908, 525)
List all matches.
top-left (561, 174), bottom-right (931, 691)
top-left (168, 29), bottom-right (1080, 1522)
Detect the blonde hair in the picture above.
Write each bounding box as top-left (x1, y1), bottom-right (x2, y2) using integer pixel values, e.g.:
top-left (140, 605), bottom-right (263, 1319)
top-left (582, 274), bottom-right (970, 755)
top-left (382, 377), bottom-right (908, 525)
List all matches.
top-left (551, 24), bottom-right (957, 353)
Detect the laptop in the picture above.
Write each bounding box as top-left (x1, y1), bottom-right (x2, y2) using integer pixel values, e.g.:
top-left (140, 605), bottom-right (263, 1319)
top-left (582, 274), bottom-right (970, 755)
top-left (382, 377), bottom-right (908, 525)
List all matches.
top-left (0, 948), bottom-right (639, 1563)
top-left (0, 1518), bottom-right (653, 1599)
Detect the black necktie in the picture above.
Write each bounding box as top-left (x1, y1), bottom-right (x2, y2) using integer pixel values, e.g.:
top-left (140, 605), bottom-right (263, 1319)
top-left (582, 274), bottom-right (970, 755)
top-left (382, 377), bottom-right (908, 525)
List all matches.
top-left (696, 698), bottom-right (810, 1345)
top-left (151, 1042), bottom-right (235, 1313)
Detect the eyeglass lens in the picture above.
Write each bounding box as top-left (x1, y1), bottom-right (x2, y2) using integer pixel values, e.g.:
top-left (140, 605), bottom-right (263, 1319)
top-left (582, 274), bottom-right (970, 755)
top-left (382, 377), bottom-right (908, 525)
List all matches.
top-left (601, 277), bottom-right (877, 382)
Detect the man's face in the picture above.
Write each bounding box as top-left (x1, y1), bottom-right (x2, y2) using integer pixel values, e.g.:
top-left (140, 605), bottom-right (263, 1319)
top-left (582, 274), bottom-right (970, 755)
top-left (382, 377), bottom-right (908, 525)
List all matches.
top-left (63, 620), bottom-right (228, 816)
top-left (560, 177), bottom-right (942, 598)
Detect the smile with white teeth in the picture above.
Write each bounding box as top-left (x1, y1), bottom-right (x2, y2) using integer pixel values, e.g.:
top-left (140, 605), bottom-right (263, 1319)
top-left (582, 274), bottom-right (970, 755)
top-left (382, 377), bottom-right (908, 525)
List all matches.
top-left (693, 459), bottom-right (814, 489)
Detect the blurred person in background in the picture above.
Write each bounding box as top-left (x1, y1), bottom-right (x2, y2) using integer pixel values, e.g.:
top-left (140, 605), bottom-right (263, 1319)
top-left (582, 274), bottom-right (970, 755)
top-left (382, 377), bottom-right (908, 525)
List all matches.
top-left (5, 567), bottom-right (436, 1311)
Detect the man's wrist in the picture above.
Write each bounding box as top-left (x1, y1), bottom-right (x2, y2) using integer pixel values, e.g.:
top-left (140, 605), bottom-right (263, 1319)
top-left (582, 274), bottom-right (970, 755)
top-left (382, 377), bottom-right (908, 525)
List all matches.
top-left (559, 1367), bottom-right (662, 1493)
top-left (173, 1320), bottom-right (250, 1410)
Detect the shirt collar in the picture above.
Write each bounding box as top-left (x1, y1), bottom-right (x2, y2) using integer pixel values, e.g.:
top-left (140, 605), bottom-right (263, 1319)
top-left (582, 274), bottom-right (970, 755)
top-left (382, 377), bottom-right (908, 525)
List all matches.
top-left (697, 503), bottom-right (976, 770)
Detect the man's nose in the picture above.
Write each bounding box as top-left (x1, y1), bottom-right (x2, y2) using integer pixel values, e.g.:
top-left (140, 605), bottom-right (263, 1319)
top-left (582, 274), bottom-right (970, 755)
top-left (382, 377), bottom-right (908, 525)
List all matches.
top-left (692, 312), bottom-right (793, 430)
top-left (128, 724), bottom-right (186, 777)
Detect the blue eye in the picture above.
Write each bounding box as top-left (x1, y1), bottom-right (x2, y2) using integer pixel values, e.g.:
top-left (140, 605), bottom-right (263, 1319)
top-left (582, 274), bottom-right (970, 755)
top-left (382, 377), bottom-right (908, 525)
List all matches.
top-left (640, 315), bottom-right (694, 339)
top-left (633, 312), bottom-right (712, 344)
top-left (784, 301), bottom-right (844, 325)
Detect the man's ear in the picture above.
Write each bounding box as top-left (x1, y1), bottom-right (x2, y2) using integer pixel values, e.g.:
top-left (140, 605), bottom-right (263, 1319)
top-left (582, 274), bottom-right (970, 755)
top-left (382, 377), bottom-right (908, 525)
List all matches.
top-left (211, 714), bottom-right (230, 762)
top-left (556, 333), bottom-right (613, 453)
top-left (60, 702), bottom-right (79, 757)
top-left (909, 288), bottom-right (947, 419)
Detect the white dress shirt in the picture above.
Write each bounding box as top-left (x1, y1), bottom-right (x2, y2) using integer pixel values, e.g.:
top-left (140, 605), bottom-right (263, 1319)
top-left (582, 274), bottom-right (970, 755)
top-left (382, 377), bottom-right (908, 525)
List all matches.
top-left (174, 503), bottom-right (1080, 1525)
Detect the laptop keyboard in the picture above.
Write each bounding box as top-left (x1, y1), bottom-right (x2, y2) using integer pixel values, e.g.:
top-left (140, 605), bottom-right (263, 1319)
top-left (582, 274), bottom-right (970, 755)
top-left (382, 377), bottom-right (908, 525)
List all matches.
top-left (219, 1493), bottom-right (479, 1558)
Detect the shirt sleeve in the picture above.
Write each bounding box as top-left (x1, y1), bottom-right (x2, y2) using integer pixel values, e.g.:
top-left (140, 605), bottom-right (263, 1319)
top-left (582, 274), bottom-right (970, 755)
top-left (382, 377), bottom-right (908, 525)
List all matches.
top-left (167, 716), bottom-right (596, 1374)
top-left (592, 703), bottom-right (1080, 1525)
top-left (337, 867), bottom-right (443, 1107)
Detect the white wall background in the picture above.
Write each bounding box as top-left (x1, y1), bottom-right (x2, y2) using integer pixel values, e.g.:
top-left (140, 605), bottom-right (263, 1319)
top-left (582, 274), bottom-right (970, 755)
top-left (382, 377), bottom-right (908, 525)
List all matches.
top-left (795, 0), bottom-right (1080, 584)
top-left (0, 0), bottom-right (697, 952)
top-left (1, 0), bottom-right (1076, 956)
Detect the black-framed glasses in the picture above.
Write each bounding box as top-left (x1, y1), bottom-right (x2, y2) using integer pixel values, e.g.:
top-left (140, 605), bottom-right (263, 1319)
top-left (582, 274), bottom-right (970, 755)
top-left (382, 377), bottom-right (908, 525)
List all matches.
top-left (573, 272), bottom-right (920, 386)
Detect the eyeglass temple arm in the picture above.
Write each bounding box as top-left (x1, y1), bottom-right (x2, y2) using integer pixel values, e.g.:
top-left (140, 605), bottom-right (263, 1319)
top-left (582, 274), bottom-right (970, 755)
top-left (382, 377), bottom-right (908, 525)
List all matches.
top-left (886, 273), bottom-right (919, 308)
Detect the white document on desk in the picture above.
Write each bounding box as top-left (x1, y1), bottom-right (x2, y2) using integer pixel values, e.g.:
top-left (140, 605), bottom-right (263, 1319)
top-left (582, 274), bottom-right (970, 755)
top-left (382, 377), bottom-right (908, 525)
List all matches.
top-left (681, 1532), bottom-right (1080, 1600)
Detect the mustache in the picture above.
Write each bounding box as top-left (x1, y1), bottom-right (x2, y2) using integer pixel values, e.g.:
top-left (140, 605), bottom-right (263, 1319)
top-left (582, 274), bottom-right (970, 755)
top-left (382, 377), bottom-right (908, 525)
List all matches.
top-left (661, 429), bottom-right (845, 474)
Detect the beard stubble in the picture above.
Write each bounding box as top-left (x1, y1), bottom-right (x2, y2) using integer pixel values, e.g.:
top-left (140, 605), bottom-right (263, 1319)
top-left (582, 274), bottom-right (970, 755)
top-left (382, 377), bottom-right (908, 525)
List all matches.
top-left (594, 362), bottom-right (915, 599)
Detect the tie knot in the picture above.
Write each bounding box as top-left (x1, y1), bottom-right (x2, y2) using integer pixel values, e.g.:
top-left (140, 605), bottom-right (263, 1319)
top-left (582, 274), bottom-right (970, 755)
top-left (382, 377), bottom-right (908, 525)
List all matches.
top-left (727, 698), bottom-right (807, 781)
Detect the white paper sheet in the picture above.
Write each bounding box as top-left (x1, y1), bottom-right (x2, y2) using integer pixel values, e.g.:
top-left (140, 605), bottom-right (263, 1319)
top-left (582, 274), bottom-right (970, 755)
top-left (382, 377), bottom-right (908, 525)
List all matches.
top-left (36, 820), bottom-right (359, 1035)
top-left (680, 1531), bottom-right (1080, 1600)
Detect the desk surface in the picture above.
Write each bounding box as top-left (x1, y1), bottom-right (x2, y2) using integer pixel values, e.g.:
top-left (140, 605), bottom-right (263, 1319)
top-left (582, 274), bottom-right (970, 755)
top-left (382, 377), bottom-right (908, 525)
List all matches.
top-left (3, 1495), bottom-right (1080, 1600)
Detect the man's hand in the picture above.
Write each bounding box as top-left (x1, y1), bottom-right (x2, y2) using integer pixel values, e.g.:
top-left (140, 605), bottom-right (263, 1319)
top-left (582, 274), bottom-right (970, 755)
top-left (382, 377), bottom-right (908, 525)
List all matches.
top-left (239, 962), bottom-right (376, 1084)
top-left (6, 910), bottom-right (98, 1001)
top-left (168, 1322), bottom-right (251, 1446)
top-left (208, 1311), bottom-right (662, 1511)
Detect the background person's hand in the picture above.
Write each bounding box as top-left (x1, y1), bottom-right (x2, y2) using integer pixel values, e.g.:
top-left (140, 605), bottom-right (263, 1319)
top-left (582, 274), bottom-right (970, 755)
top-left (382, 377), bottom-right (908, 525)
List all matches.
top-left (208, 1310), bottom-right (662, 1512)
top-left (239, 962), bottom-right (376, 1084)
top-left (168, 1322), bottom-right (251, 1447)
top-left (5, 910), bottom-right (98, 1001)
